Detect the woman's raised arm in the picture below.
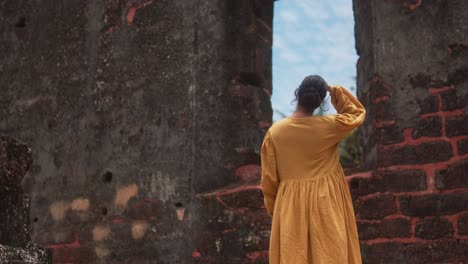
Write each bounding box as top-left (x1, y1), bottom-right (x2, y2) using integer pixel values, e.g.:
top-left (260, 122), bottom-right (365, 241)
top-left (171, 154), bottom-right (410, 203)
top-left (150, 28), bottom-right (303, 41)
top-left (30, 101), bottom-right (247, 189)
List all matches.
top-left (329, 85), bottom-right (366, 140)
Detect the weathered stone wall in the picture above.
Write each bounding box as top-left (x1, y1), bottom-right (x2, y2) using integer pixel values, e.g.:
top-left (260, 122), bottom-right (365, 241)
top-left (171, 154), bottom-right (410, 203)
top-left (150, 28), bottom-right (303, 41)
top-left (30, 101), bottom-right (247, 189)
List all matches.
top-left (352, 0), bottom-right (468, 263)
top-left (0, 0), bottom-right (273, 263)
top-left (0, 136), bottom-right (50, 263)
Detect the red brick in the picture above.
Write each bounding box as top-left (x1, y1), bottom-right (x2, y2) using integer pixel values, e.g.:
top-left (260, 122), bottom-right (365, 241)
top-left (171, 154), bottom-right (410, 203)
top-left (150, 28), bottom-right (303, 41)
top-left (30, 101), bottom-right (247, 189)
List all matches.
top-left (399, 193), bottom-right (468, 217)
top-left (439, 89), bottom-right (465, 111)
top-left (379, 142), bottom-right (452, 167)
top-left (360, 242), bottom-right (405, 264)
top-left (375, 125), bottom-right (405, 145)
top-left (350, 170), bottom-right (426, 197)
top-left (458, 138), bottom-right (468, 155)
top-left (435, 160), bottom-right (468, 190)
top-left (411, 116), bottom-right (442, 138)
top-left (355, 194), bottom-right (398, 220)
top-left (417, 95), bottom-right (439, 114)
top-left (415, 217), bottom-right (454, 239)
top-left (458, 213), bottom-right (468, 236)
top-left (357, 217), bottom-right (411, 240)
top-left (446, 116), bottom-right (468, 137)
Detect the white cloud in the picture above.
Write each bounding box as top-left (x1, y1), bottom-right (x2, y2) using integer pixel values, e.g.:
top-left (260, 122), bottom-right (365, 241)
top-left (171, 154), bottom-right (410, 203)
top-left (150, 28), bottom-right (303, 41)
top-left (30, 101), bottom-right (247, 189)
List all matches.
top-left (279, 10), bottom-right (300, 25)
top-left (273, 35), bottom-right (285, 49)
top-left (296, 0), bottom-right (330, 21)
top-left (328, 0), bottom-right (354, 19)
top-left (279, 49), bottom-right (302, 63)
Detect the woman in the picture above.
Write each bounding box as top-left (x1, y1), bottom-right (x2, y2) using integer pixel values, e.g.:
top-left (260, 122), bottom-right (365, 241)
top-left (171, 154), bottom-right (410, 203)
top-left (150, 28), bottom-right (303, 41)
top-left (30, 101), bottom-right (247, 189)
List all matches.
top-left (261, 75), bottom-right (366, 264)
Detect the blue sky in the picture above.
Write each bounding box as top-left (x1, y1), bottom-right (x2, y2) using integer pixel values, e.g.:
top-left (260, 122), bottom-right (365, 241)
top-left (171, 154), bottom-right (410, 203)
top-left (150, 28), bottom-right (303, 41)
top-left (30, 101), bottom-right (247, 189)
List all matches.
top-left (272, 0), bottom-right (357, 120)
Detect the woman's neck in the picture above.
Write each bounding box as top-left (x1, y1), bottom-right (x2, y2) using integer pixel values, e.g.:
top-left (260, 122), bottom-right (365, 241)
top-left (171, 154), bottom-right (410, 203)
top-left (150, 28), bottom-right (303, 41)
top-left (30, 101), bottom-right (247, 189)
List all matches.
top-left (290, 109), bottom-right (312, 118)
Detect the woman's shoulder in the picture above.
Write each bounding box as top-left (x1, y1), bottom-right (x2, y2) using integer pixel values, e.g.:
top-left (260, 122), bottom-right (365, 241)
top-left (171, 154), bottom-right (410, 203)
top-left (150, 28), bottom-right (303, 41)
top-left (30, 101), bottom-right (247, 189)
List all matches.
top-left (269, 115), bottom-right (336, 132)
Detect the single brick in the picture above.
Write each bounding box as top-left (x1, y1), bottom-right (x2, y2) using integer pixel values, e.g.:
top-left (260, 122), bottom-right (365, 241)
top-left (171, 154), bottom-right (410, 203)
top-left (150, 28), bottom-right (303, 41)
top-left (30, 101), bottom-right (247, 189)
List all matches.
top-left (350, 170), bottom-right (426, 197)
top-left (458, 138), bottom-right (468, 155)
top-left (415, 217), bottom-right (454, 240)
top-left (435, 160), bottom-right (468, 190)
top-left (355, 194), bottom-right (397, 220)
top-left (417, 95), bottom-right (439, 114)
top-left (358, 217), bottom-right (411, 240)
top-left (377, 170), bottom-right (427, 192)
top-left (379, 142), bottom-right (452, 167)
top-left (458, 213), bottom-right (468, 236)
top-left (375, 125), bottom-right (405, 145)
top-left (446, 116), bottom-right (468, 137)
top-left (412, 116), bottom-right (442, 139)
top-left (399, 193), bottom-right (468, 217)
top-left (439, 89), bottom-right (464, 111)
top-left (349, 177), bottom-right (375, 197)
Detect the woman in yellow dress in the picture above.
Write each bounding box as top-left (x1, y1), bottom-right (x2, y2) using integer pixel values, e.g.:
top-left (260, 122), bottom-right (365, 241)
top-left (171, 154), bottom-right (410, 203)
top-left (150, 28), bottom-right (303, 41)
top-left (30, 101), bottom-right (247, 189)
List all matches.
top-left (261, 75), bottom-right (365, 264)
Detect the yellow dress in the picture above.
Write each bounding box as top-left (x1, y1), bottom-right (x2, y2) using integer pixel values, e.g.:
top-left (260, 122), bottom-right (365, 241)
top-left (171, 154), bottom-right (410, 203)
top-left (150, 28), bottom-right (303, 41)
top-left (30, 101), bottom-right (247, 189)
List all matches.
top-left (261, 86), bottom-right (366, 264)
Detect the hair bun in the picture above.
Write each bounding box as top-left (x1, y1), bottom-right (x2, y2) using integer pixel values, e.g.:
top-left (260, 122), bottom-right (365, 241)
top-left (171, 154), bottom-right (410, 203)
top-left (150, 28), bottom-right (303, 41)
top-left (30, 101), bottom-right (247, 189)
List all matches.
top-left (293, 75), bottom-right (328, 113)
top-left (300, 90), bottom-right (320, 109)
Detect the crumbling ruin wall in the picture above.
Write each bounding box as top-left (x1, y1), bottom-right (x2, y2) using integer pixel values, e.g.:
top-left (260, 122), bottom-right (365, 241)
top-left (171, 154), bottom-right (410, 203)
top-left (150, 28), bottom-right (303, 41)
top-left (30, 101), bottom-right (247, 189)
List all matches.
top-left (0, 0), bottom-right (273, 263)
top-left (352, 0), bottom-right (468, 263)
top-left (0, 135), bottom-right (50, 263)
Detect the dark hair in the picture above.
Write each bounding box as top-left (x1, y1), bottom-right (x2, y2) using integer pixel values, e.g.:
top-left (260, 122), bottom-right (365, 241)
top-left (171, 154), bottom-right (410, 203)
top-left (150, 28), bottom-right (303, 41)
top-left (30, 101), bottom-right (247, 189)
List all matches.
top-left (293, 75), bottom-right (328, 114)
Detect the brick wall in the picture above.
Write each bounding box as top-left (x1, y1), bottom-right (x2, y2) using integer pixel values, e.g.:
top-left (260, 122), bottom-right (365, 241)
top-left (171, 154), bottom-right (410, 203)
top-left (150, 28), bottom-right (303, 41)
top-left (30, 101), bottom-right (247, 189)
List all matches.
top-left (352, 1), bottom-right (468, 263)
top-left (0, 0), bottom-right (273, 263)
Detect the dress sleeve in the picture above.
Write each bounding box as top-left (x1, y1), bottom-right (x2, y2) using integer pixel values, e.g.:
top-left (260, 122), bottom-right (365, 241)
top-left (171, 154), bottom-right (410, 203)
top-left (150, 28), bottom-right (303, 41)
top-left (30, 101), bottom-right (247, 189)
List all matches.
top-left (261, 131), bottom-right (279, 217)
top-left (330, 85), bottom-right (366, 140)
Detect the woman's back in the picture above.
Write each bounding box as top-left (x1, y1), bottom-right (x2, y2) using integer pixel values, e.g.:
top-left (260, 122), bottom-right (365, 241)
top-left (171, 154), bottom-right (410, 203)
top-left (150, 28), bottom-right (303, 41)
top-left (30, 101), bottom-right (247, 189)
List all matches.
top-left (267, 115), bottom-right (344, 182)
top-left (261, 83), bottom-right (366, 264)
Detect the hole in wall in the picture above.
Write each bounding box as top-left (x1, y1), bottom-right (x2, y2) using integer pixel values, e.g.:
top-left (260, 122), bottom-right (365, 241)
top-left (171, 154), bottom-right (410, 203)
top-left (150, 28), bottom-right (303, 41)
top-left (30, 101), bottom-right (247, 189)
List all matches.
top-left (15, 17), bottom-right (26, 28)
top-left (101, 207), bottom-right (108, 215)
top-left (174, 202), bottom-right (183, 208)
top-left (33, 217), bottom-right (38, 222)
top-left (102, 171), bottom-right (113, 183)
